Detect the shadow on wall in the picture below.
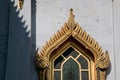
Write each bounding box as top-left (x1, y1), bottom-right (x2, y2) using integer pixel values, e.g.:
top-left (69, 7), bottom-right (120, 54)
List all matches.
top-left (106, 61), bottom-right (112, 79)
top-left (5, 0), bottom-right (38, 80)
top-left (30, 0), bottom-right (39, 80)
top-left (0, 0), bottom-right (10, 80)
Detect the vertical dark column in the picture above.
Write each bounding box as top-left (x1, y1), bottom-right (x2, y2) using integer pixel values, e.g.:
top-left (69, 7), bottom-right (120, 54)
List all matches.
top-left (30, 0), bottom-right (39, 80)
top-left (0, 0), bottom-right (10, 80)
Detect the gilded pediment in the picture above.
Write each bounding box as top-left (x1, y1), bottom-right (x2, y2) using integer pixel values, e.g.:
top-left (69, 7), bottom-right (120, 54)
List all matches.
top-left (35, 9), bottom-right (110, 80)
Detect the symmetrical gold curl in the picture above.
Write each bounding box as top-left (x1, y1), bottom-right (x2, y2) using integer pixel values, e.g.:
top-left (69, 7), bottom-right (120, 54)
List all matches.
top-left (96, 50), bottom-right (110, 69)
top-left (35, 9), bottom-right (110, 80)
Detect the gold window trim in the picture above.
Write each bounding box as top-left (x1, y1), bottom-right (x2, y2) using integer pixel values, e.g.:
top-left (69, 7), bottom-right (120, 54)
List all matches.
top-left (51, 44), bottom-right (91, 80)
top-left (35, 9), bottom-right (110, 80)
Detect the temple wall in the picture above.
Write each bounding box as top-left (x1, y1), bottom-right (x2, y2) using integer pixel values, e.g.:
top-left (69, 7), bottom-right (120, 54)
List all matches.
top-left (114, 0), bottom-right (120, 80)
top-left (36, 0), bottom-right (115, 79)
top-left (0, 0), bottom-right (120, 80)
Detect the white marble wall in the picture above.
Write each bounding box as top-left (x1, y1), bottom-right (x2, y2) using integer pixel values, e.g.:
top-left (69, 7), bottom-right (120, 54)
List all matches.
top-left (114, 0), bottom-right (120, 80)
top-left (36, 0), bottom-right (115, 80)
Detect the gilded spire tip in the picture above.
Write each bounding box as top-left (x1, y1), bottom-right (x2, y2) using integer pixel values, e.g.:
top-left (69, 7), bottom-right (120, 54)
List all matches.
top-left (70, 8), bottom-right (73, 12)
top-left (67, 8), bottom-right (76, 29)
top-left (69, 8), bottom-right (74, 20)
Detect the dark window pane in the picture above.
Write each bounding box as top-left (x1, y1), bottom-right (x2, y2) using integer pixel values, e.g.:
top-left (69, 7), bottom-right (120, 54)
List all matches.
top-left (77, 55), bottom-right (88, 69)
top-left (63, 47), bottom-right (78, 58)
top-left (81, 71), bottom-right (89, 80)
top-left (54, 71), bottom-right (61, 80)
top-left (71, 51), bottom-right (78, 58)
top-left (63, 47), bottom-right (74, 58)
top-left (62, 58), bottom-right (80, 80)
top-left (54, 56), bottom-right (64, 69)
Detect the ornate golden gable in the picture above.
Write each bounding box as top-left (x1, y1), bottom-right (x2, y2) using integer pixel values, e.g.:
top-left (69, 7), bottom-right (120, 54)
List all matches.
top-left (35, 9), bottom-right (110, 80)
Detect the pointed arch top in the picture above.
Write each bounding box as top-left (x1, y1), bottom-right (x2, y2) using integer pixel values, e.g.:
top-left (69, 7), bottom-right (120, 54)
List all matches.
top-left (36, 9), bottom-right (107, 59)
top-left (35, 9), bottom-right (110, 80)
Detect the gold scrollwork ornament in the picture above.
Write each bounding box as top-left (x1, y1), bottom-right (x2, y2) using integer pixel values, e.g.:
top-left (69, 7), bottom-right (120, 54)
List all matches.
top-left (96, 50), bottom-right (110, 80)
top-left (35, 49), bottom-right (49, 80)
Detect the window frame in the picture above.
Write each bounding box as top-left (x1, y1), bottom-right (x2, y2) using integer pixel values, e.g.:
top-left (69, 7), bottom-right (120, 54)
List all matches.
top-left (50, 43), bottom-right (94, 80)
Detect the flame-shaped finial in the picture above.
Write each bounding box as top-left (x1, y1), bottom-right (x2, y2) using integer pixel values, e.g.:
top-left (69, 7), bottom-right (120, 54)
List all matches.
top-left (67, 8), bottom-right (76, 29)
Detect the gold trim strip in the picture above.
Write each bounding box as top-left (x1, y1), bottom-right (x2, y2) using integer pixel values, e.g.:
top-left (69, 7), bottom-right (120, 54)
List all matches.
top-left (61, 55), bottom-right (66, 59)
top-left (54, 69), bottom-right (61, 71)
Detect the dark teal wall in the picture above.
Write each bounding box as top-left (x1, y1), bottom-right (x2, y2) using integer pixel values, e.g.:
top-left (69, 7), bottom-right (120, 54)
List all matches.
top-left (5, 1), bottom-right (31, 80)
top-left (5, 1), bottom-right (38, 80)
top-left (0, 0), bottom-right (38, 80)
top-left (0, 0), bottom-right (10, 80)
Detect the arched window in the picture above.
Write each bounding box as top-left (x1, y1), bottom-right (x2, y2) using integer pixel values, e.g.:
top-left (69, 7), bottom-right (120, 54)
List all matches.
top-left (53, 47), bottom-right (90, 80)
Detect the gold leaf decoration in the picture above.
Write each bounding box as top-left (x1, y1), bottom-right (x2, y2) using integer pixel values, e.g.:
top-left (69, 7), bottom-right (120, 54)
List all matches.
top-left (35, 9), bottom-right (110, 80)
